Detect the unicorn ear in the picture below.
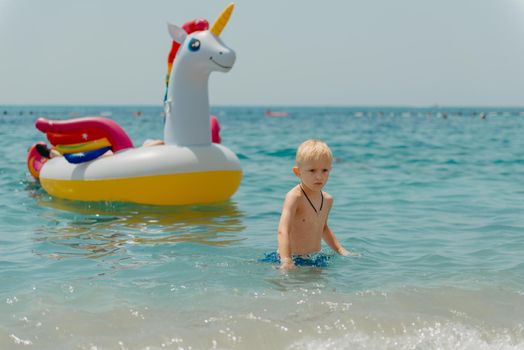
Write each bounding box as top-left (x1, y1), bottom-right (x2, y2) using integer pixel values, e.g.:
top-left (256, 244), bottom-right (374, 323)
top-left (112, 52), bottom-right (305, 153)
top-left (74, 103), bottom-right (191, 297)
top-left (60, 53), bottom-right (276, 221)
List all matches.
top-left (167, 23), bottom-right (187, 43)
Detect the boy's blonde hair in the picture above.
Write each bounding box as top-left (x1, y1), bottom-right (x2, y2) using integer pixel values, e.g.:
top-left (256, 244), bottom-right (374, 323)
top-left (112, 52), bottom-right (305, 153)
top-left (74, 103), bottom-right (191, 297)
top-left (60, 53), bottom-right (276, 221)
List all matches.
top-left (296, 139), bottom-right (333, 166)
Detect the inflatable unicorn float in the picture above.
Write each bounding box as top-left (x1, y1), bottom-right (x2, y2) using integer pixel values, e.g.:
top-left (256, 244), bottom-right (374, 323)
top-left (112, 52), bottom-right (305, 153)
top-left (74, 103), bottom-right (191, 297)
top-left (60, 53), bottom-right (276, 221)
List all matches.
top-left (27, 3), bottom-right (242, 205)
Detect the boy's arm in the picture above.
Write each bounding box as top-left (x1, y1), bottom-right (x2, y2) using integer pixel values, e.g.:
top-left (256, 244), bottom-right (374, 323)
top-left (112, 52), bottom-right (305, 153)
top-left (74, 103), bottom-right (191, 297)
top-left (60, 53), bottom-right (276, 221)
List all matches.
top-left (277, 192), bottom-right (298, 269)
top-left (322, 224), bottom-right (350, 256)
top-left (321, 196), bottom-right (348, 255)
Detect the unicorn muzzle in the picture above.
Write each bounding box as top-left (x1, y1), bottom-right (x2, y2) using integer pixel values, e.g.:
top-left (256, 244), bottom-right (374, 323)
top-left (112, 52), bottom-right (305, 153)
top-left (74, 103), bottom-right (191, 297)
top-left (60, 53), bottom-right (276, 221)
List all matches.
top-left (210, 48), bottom-right (236, 70)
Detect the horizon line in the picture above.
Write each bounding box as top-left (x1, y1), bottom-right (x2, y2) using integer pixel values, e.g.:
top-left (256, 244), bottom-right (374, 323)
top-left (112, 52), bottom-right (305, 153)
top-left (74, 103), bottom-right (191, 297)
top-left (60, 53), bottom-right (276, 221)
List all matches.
top-left (1, 104), bottom-right (524, 110)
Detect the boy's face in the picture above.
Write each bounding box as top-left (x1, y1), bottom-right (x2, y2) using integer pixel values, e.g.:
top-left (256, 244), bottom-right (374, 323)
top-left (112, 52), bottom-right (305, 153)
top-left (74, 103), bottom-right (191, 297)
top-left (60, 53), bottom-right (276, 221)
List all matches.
top-left (293, 158), bottom-right (332, 191)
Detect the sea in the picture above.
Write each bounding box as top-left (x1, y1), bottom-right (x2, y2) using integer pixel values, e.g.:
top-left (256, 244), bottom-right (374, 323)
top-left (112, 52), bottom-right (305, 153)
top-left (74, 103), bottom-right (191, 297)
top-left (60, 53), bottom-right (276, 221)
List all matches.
top-left (1, 105), bottom-right (523, 349)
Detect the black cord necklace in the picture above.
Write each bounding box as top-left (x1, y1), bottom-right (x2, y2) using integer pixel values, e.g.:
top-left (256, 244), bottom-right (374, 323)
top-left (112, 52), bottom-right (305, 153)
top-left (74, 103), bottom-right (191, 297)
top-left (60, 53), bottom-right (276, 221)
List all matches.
top-left (300, 185), bottom-right (323, 214)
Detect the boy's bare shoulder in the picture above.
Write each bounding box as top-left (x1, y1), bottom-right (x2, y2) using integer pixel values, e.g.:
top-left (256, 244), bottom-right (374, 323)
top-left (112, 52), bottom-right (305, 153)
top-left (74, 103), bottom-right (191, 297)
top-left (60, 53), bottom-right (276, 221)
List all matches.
top-left (285, 185), bottom-right (302, 202)
top-left (281, 186), bottom-right (302, 213)
top-left (322, 191), bottom-right (334, 206)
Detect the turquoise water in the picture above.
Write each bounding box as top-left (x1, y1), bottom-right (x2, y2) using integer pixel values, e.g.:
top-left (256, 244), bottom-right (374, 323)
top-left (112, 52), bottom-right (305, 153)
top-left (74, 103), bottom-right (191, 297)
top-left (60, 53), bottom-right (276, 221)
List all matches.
top-left (1, 106), bottom-right (523, 349)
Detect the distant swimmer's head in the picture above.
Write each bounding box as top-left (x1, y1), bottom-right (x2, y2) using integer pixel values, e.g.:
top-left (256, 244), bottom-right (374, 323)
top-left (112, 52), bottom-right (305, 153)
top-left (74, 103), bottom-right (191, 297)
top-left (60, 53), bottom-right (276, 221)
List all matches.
top-left (295, 139), bottom-right (333, 167)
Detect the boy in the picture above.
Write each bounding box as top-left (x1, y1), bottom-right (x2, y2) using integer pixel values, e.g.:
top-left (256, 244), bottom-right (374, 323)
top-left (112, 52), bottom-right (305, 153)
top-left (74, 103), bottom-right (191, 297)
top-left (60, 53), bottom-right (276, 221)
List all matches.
top-left (277, 139), bottom-right (351, 269)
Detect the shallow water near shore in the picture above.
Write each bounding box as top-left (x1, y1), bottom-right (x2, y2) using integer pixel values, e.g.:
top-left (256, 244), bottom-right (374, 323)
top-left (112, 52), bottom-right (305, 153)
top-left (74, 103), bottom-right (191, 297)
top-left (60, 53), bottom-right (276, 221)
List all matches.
top-left (1, 106), bottom-right (523, 349)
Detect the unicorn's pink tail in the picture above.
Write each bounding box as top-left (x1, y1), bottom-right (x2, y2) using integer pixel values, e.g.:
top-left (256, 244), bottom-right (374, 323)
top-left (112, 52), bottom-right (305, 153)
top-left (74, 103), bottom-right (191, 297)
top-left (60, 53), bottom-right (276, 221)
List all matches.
top-left (27, 142), bottom-right (48, 180)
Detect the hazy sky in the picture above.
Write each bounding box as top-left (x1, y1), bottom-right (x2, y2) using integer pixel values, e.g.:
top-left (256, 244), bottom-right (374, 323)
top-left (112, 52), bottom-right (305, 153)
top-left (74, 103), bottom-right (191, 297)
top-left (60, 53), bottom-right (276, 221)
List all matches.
top-left (1, 0), bottom-right (524, 106)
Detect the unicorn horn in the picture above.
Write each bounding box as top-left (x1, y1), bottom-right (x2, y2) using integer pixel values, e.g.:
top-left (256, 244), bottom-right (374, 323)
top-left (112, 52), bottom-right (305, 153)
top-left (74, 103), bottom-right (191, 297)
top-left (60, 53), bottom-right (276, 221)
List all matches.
top-left (210, 3), bottom-right (234, 37)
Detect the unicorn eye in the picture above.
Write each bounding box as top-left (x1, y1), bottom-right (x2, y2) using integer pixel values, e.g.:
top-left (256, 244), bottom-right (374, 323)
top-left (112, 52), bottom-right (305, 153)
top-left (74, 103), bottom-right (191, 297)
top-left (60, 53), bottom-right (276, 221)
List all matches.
top-left (188, 38), bottom-right (201, 52)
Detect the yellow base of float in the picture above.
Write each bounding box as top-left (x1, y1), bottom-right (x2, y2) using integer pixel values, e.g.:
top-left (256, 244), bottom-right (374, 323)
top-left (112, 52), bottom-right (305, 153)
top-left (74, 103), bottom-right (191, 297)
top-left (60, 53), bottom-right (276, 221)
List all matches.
top-left (41, 170), bottom-right (242, 206)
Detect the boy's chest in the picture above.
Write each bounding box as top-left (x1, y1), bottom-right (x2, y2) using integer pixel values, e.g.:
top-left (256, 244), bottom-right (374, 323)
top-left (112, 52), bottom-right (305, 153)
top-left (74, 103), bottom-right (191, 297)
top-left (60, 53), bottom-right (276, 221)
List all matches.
top-left (294, 203), bottom-right (327, 229)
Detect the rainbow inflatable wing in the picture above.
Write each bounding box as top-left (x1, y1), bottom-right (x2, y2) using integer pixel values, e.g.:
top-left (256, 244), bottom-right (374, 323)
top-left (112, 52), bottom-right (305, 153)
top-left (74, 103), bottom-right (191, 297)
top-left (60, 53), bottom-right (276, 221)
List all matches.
top-left (36, 117), bottom-right (132, 164)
